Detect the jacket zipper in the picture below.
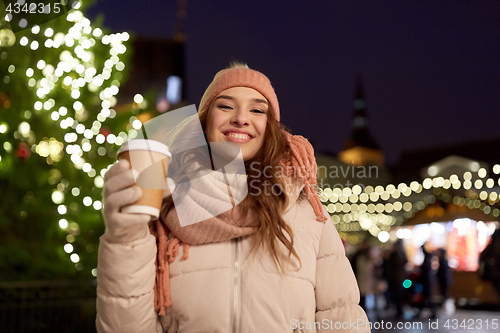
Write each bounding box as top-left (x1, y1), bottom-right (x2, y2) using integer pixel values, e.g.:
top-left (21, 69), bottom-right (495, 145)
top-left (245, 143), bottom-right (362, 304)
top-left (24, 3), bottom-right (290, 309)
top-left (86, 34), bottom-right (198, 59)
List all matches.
top-left (232, 237), bottom-right (241, 333)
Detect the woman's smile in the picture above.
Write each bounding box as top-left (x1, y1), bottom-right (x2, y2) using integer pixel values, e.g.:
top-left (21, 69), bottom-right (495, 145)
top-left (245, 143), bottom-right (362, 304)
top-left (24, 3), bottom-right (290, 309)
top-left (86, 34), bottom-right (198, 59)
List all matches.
top-left (223, 129), bottom-right (254, 143)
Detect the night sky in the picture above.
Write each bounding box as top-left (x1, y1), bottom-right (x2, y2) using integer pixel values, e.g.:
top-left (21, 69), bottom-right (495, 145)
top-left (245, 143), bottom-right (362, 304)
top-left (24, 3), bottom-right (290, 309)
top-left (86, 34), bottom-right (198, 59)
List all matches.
top-left (86, 0), bottom-right (500, 166)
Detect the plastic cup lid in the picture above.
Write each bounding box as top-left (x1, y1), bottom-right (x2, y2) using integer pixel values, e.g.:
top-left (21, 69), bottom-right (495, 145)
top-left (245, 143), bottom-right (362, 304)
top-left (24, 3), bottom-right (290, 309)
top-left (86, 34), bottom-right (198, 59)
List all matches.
top-left (117, 139), bottom-right (171, 158)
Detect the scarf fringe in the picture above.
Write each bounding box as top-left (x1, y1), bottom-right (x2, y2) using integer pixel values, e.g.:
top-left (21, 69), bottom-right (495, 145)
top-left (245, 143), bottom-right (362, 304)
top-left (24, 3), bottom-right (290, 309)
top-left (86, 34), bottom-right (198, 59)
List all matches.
top-left (151, 220), bottom-right (190, 315)
top-left (281, 133), bottom-right (327, 222)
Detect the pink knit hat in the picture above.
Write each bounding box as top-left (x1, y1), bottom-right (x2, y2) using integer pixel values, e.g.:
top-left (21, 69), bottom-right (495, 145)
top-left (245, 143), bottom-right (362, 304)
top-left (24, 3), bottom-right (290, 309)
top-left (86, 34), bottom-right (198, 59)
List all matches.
top-left (199, 67), bottom-right (281, 121)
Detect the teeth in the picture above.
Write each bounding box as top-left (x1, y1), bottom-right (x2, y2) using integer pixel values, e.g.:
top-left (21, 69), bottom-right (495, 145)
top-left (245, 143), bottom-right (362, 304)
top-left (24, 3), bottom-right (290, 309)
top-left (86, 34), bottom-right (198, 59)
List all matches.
top-left (226, 133), bottom-right (250, 139)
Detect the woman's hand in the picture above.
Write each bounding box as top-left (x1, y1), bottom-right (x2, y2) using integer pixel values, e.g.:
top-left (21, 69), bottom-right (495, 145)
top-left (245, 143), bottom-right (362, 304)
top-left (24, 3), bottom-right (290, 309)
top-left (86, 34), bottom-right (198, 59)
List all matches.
top-left (102, 159), bottom-right (151, 243)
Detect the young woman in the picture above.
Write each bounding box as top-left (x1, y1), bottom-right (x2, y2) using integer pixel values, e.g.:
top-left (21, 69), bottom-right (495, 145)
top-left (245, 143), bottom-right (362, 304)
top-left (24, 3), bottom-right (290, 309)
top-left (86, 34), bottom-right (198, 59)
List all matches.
top-left (96, 64), bottom-right (369, 332)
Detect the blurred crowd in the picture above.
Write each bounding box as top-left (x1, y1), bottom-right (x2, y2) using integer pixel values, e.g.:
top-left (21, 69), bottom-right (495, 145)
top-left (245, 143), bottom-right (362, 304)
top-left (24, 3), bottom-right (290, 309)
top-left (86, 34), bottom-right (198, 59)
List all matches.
top-left (348, 228), bottom-right (500, 320)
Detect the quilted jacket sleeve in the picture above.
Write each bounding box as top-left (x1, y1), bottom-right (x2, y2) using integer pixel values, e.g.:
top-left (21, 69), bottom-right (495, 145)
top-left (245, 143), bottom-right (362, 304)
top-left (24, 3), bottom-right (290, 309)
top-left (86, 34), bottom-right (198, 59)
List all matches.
top-left (96, 232), bottom-right (164, 333)
top-left (315, 209), bottom-right (370, 333)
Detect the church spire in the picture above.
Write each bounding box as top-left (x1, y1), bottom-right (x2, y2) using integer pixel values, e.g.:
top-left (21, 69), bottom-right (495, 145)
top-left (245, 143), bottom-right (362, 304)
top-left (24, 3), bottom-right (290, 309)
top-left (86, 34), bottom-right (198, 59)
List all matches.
top-left (173, 0), bottom-right (187, 42)
top-left (338, 74), bottom-right (385, 166)
top-left (352, 73), bottom-right (368, 129)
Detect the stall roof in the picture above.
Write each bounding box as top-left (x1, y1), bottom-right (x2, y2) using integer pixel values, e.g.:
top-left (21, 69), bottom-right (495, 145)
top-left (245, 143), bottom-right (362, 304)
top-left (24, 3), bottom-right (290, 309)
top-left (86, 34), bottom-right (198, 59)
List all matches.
top-left (394, 136), bottom-right (500, 184)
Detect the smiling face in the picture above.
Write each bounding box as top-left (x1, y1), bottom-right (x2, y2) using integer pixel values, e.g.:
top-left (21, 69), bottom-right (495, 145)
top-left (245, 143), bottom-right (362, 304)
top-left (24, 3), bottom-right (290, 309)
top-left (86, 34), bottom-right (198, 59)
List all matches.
top-left (205, 87), bottom-right (269, 161)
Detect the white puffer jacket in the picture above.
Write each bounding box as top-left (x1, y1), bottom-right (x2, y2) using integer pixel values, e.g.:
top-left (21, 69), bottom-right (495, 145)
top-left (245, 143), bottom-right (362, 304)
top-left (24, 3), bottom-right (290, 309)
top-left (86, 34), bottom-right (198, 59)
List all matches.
top-left (96, 196), bottom-right (370, 332)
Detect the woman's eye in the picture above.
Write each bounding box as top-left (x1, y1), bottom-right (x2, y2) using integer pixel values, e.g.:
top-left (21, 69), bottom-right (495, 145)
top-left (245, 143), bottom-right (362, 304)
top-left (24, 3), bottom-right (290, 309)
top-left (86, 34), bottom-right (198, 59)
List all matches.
top-left (218, 105), bottom-right (233, 110)
top-left (251, 109), bottom-right (265, 114)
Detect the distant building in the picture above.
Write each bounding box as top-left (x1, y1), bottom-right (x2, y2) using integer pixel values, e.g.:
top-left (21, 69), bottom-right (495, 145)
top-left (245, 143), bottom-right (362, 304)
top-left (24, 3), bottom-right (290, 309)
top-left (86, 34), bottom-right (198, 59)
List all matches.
top-left (117, 36), bottom-right (186, 111)
top-left (316, 75), bottom-right (391, 194)
top-left (338, 75), bottom-right (384, 167)
top-left (117, 0), bottom-right (188, 112)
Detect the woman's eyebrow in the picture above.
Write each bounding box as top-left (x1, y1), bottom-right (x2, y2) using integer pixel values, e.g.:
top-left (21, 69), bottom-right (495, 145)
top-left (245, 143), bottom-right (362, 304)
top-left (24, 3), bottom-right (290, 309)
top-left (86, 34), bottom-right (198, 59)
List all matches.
top-left (214, 95), bottom-right (233, 101)
top-left (215, 95), bottom-right (268, 105)
top-left (253, 98), bottom-right (268, 104)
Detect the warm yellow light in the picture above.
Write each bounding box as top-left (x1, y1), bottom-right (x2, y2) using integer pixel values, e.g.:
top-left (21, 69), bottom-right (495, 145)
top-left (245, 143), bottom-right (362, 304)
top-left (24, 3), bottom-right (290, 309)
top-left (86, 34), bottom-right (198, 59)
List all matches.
top-left (493, 164), bottom-right (500, 174)
top-left (478, 168), bottom-right (487, 178)
top-left (342, 204), bottom-right (350, 213)
top-left (106, 134), bottom-right (116, 144)
top-left (358, 204), bottom-right (367, 213)
top-left (59, 219), bottom-right (68, 229)
top-left (403, 202), bottom-right (412, 211)
top-left (349, 194), bottom-right (358, 203)
top-left (329, 194), bottom-right (338, 203)
top-left (376, 204), bottom-right (385, 213)
top-left (93, 28), bottom-right (102, 37)
top-left (359, 218), bottom-right (372, 230)
top-left (70, 253), bottom-right (80, 263)
top-left (45, 28), bottom-right (54, 37)
top-left (132, 120), bottom-right (142, 130)
top-left (427, 166), bottom-right (438, 176)
top-left (423, 178), bottom-right (432, 189)
top-left (367, 204), bottom-right (376, 213)
top-left (348, 185), bottom-right (359, 196)
top-left (52, 190), bottom-right (65, 204)
top-left (326, 203), bottom-right (335, 213)
top-left (410, 181), bottom-right (419, 191)
top-left (378, 231), bottom-right (390, 243)
top-left (83, 196), bottom-right (92, 206)
top-left (343, 187), bottom-right (352, 196)
top-left (58, 205), bottom-right (67, 214)
top-left (369, 192), bottom-right (379, 202)
top-left (64, 244), bottom-right (74, 253)
top-left (36, 60), bottom-right (46, 70)
top-left (18, 122), bottom-right (30, 136)
top-left (339, 195), bottom-right (348, 203)
top-left (384, 203), bottom-right (393, 213)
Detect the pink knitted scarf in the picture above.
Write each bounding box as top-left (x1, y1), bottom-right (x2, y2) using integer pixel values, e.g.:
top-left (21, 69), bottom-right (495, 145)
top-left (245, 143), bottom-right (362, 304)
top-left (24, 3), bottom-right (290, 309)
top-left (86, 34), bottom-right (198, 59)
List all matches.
top-left (150, 133), bottom-right (327, 315)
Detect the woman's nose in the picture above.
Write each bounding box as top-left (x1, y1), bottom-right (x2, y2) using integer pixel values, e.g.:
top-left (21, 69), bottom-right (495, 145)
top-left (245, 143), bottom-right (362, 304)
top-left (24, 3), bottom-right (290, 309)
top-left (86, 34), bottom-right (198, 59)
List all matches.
top-left (231, 109), bottom-right (248, 126)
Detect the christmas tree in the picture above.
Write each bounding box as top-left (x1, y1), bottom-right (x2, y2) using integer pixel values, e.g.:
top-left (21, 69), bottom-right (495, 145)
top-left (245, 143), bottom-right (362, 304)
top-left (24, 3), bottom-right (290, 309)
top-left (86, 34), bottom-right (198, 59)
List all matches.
top-left (0, 0), bottom-right (147, 281)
